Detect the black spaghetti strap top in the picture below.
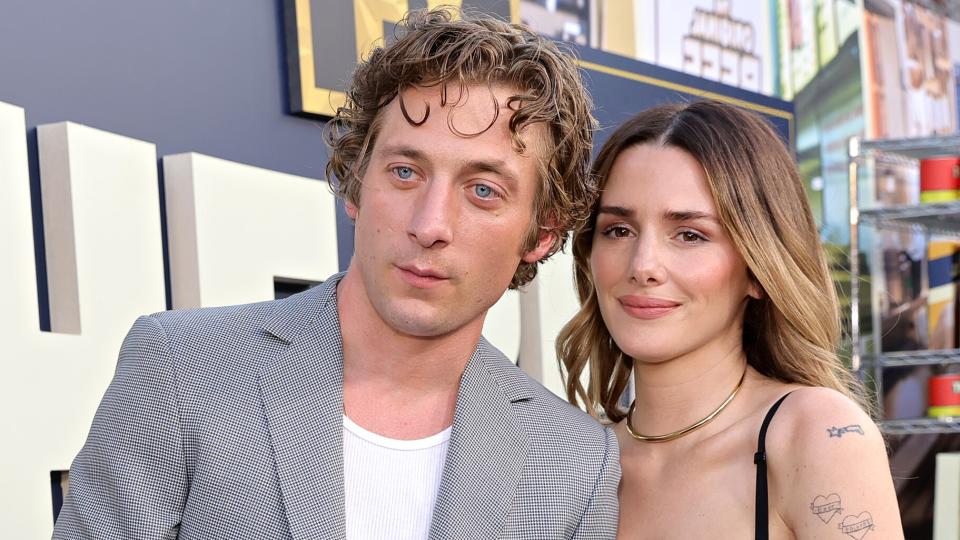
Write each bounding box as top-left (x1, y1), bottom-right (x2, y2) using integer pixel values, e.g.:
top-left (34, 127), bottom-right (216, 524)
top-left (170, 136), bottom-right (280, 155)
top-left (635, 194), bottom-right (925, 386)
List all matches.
top-left (754, 392), bottom-right (793, 540)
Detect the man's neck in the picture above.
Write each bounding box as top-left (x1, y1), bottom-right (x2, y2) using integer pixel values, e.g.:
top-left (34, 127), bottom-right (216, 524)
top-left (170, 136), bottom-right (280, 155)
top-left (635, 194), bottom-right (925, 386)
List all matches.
top-left (336, 270), bottom-right (483, 439)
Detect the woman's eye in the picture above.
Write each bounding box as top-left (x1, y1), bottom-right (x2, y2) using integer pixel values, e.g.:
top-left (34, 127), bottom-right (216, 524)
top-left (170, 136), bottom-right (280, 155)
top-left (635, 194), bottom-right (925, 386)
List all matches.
top-left (393, 166), bottom-right (415, 180)
top-left (603, 226), bottom-right (632, 238)
top-left (679, 231), bottom-right (704, 243)
top-left (473, 184), bottom-right (494, 198)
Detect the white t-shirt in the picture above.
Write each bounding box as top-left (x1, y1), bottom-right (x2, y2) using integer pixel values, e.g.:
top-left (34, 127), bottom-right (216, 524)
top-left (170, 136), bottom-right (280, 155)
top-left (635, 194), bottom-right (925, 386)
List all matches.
top-left (343, 415), bottom-right (451, 540)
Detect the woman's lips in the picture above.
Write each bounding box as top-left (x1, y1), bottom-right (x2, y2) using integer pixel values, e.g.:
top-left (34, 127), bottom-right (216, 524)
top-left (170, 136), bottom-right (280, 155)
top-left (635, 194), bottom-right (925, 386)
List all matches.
top-left (618, 296), bottom-right (680, 319)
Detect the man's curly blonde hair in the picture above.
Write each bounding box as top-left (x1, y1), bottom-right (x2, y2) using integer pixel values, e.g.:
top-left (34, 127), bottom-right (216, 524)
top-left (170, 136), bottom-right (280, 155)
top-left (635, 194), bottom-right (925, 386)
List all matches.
top-left (324, 7), bottom-right (596, 288)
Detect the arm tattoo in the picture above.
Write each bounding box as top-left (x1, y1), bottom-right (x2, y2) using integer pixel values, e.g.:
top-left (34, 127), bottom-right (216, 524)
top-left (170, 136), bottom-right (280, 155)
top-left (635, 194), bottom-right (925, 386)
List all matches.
top-left (827, 424), bottom-right (864, 438)
top-left (809, 493), bottom-right (876, 538)
top-left (810, 493), bottom-right (842, 523)
top-left (839, 512), bottom-right (875, 539)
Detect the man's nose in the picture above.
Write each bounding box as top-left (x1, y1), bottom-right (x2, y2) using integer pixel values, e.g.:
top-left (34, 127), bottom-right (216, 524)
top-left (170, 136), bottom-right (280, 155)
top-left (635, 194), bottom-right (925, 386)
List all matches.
top-left (408, 180), bottom-right (455, 248)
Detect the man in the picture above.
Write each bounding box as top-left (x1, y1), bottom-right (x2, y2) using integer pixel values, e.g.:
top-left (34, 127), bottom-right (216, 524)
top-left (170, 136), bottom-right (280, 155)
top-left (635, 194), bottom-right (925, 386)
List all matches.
top-left (54, 8), bottom-right (619, 539)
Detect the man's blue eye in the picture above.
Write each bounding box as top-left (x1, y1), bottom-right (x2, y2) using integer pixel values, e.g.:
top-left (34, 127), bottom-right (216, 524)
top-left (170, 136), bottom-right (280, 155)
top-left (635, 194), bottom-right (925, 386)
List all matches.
top-left (395, 167), bottom-right (414, 180)
top-left (474, 184), bottom-right (493, 198)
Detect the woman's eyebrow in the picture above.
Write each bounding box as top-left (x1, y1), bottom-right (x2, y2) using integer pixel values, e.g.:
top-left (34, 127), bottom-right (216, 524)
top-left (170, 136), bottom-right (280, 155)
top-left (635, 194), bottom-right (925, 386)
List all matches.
top-left (597, 205), bottom-right (633, 217)
top-left (664, 210), bottom-right (718, 223)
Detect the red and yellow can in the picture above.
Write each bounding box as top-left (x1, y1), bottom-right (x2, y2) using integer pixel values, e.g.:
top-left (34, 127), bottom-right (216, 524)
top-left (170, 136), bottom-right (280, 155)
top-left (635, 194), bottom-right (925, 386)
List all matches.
top-left (919, 157), bottom-right (960, 203)
top-left (929, 374), bottom-right (960, 418)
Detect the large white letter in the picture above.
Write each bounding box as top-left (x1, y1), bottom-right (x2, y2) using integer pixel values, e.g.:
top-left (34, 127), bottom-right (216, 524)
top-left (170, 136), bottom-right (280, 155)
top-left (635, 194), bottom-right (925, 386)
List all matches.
top-left (163, 152), bottom-right (338, 308)
top-left (0, 107), bottom-right (166, 537)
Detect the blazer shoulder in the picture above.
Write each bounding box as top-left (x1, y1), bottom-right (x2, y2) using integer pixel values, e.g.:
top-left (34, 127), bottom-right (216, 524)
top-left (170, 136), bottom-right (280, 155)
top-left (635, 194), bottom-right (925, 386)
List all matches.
top-left (147, 296), bottom-right (281, 339)
top-left (147, 274), bottom-right (340, 345)
top-left (478, 341), bottom-right (608, 445)
top-left (519, 373), bottom-right (609, 442)
top-left (481, 351), bottom-right (621, 516)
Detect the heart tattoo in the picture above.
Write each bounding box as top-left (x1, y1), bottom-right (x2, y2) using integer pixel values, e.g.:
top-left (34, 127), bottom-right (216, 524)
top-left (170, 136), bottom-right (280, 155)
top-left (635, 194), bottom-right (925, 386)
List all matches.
top-left (839, 512), bottom-right (875, 540)
top-left (809, 493), bottom-right (842, 524)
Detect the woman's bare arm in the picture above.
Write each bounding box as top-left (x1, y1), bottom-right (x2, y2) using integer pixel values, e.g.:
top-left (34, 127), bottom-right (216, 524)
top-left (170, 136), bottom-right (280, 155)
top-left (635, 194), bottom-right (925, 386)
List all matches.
top-left (767, 387), bottom-right (904, 540)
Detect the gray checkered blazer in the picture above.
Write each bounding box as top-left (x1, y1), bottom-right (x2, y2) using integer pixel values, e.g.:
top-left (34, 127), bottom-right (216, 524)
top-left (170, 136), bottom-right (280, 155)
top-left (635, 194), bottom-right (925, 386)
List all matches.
top-left (53, 273), bottom-right (620, 539)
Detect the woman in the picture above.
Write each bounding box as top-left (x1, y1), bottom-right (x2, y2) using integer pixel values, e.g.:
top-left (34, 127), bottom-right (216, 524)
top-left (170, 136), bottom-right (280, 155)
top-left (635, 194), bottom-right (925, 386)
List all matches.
top-left (558, 101), bottom-right (903, 539)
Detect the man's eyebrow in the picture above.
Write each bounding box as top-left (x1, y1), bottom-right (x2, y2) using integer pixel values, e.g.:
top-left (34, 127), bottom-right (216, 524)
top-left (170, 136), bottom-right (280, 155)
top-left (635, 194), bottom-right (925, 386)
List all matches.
top-left (376, 145), bottom-right (426, 161)
top-left (463, 159), bottom-right (519, 187)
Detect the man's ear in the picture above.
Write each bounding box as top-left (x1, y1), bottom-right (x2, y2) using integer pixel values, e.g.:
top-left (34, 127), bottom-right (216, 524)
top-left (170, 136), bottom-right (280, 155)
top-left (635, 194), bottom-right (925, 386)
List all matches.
top-left (344, 199), bottom-right (358, 221)
top-left (521, 219), bottom-right (558, 264)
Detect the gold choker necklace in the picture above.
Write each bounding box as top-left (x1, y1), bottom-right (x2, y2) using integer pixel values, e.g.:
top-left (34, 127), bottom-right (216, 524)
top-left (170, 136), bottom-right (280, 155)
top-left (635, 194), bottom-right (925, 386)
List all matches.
top-left (626, 367), bottom-right (747, 443)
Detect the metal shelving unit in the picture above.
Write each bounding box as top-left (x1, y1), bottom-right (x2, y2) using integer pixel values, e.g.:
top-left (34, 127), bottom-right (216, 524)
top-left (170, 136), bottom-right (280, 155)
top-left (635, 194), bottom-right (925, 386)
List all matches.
top-left (861, 201), bottom-right (960, 236)
top-left (851, 134), bottom-right (960, 159)
top-left (848, 135), bottom-right (960, 436)
top-left (879, 419), bottom-right (960, 436)
top-left (861, 349), bottom-right (960, 368)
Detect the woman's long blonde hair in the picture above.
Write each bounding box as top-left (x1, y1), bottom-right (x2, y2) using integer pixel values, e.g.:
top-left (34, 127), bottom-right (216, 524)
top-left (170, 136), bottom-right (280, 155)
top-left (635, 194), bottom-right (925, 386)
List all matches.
top-left (557, 100), bottom-right (868, 422)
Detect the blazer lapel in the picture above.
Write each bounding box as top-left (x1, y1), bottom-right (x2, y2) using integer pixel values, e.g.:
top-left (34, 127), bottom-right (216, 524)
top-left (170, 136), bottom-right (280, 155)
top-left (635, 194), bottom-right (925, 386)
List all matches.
top-left (258, 277), bottom-right (346, 540)
top-left (429, 338), bottom-right (531, 539)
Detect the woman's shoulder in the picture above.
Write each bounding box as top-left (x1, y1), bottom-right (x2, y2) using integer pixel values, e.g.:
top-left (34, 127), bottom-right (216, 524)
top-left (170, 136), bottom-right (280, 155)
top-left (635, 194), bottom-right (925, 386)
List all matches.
top-left (759, 386), bottom-right (903, 537)
top-left (764, 386), bottom-right (878, 445)
top-left (759, 385), bottom-right (882, 465)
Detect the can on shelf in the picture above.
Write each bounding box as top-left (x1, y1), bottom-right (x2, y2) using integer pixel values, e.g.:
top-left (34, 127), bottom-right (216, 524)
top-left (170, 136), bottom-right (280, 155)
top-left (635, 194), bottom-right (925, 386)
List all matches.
top-left (920, 157), bottom-right (960, 350)
top-left (928, 373), bottom-right (960, 418)
top-left (919, 156), bottom-right (960, 203)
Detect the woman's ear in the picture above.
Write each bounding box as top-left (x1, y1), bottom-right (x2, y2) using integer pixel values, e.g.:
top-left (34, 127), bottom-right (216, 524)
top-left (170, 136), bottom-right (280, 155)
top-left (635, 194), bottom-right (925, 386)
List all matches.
top-left (745, 269), bottom-right (763, 300)
top-left (747, 278), bottom-right (763, 300)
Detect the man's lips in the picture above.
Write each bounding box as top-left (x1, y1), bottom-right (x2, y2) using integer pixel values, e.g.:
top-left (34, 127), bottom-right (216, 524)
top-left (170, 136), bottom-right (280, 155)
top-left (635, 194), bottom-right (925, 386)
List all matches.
top-left (396, 264), bottom-right (450, 288)
top-left (618, 296), bottom-right (680, 319)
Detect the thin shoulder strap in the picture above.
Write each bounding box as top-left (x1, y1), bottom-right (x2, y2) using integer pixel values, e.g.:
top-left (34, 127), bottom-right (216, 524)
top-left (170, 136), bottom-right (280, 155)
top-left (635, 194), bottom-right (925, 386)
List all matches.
top-left (754, 392), bottom-right (793, 540)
